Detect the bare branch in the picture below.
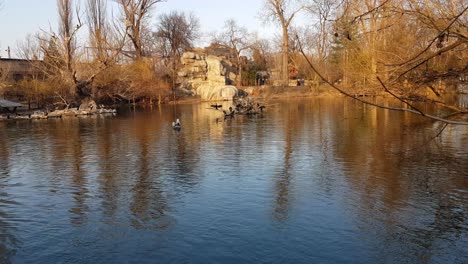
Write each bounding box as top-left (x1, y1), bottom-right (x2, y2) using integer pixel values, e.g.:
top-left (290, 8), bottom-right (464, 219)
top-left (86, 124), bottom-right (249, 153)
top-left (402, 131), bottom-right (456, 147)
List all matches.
top-left (377, 76), bottom-right (426, 116)
top-left (387, 6), bottom-right (468, 68)
top-left (117, 0), bottom-right (165, 59)
top-left (395, 39), bottom-right (465, 81)
top-left (296, 35), bottom-right (468, 125)
top-left (349, 0), bottom-right (392, 24)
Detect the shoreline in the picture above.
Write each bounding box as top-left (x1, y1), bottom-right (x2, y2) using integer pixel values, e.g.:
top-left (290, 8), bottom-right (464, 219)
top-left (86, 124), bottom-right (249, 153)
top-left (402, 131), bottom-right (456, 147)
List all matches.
top-left (1, 84), bottom-right (464, 121)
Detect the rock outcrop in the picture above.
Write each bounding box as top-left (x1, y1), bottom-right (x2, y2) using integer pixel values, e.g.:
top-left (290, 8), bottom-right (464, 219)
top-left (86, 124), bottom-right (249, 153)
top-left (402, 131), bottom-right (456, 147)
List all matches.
top-left (196, 85), bottom-right (239, 101)
top-left (177, 47), bottom-right (239, 101)
top-left (0, 106), bottom-right (116, 121)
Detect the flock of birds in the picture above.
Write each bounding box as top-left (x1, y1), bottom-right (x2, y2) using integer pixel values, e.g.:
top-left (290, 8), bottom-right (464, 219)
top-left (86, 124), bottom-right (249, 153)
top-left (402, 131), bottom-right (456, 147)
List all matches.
top-left (220, 99), bottom-right (266, 118)
top-left (172, 99), bottom-right (266, 131)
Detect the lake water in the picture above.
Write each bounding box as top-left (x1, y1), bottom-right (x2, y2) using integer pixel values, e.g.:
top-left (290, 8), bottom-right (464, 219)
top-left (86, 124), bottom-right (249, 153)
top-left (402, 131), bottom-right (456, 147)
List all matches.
top-left (0, 97), bottom-right (467, 263)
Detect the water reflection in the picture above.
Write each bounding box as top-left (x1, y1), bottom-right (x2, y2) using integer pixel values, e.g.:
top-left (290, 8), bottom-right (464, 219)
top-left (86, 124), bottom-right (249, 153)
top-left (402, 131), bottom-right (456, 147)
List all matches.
top-left (273, 103), bottom-right (305, 222)
top-left (97, 118), bottom-right (119, 220)
top-left (130, 114), bottom-right (170, 230)
top-left (0, 182), bottom-right (19, 264)
top-left (322, 98), bottom-right (468, 263)
top-left (0, 123), bottom-right (10, 172)
top-left (0, 98), bottom-right (466, 263)
top-left (0, 125), bottom-right (18, 263)
top-left (69, 121), bottom-right (89, 226)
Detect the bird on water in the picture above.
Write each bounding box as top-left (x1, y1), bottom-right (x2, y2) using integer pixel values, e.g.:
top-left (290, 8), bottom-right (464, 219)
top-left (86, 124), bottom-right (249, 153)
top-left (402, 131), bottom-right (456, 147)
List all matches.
top-left (172, 118), bottom-right (181, 130)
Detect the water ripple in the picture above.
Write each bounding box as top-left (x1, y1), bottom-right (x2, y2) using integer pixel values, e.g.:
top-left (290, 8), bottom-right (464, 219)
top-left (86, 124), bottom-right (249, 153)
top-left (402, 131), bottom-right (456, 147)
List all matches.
top-left (0, 98), bottom-right (466, 263)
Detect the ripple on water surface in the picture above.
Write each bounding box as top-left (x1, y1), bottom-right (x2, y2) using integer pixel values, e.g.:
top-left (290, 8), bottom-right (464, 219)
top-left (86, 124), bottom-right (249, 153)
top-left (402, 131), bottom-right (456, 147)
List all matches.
top-left (0, 98), bottom-right (467, 263)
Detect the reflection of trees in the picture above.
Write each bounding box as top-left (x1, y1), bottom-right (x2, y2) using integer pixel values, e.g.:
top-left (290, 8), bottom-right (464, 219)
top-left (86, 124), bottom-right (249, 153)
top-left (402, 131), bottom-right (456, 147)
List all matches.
top-left (45, 118), bottom-right (93, 226)
top-left (0, 123), bottom-right (10, 172)
top-left (168, 104), bottom-right (206, 186)
top-left (273, 130), bottom-right (293, 222)
top-left (130, 113), bottom-right (169, 230)
top-left (0, 177), bottom-right (18, 263)
top-left (0, 125), bottom-right (18, 263)
top-left (97, 118), bottom-right (119, 219)
top-left (273, 102), bottom-right (304, 222)
top-left (393, 145), bottom-right (467, 262)
top-left (314, 99), bottom-right (338, 194)
top-left (69, 120), bottom-right (89, 226)
top-left (401, 193), bottom-right (466, 263)
top-left (0, 198), bottom-right (19, 264)
top-left (329, 98), bottom-right (468, 261)
top-left (130, 136), bottom-right (169, 229)
top-left (94, 105), bottom-right (208, 229)
top-left (173, 129), bottom-right (196, 177)
top-left (333, 99), bottom-right (412, 206)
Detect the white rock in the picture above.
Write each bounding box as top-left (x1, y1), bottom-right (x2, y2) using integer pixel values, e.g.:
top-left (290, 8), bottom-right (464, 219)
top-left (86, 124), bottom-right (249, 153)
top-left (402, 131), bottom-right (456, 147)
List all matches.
top-left (182, 52), bottom-right (196, 60)
top-left (196, 85), bottom-right (239, 101)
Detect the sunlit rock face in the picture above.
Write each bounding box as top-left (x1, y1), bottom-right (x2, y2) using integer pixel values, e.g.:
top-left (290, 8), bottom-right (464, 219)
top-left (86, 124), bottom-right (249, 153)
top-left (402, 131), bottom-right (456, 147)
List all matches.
top-left (196, 85), bottom-right (239, 101)
top-left (178, 47), bottom-right (239, 101)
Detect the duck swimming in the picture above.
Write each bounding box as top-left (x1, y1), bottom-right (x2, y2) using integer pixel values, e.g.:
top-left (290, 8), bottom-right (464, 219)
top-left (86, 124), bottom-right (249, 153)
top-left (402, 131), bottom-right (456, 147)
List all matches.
top-left (172, 118), bottom-right (181, 130)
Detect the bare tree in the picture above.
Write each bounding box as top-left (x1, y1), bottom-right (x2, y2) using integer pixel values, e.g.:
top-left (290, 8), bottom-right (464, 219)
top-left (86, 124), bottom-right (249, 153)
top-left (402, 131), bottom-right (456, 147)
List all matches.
top-left (262, 0), bottom-right (306, 85)
top-left (49, 0), bottom-right (82, 92)
top-left (251, 36), bottom-right (272, 71)
top-left (298, 37), bottom-right (468, 125)
top-left (155, 11), bottom-right (200, 88)
top-left (87, 0), bottom-right (108, 62)
top-left (212, 19), bottom-right (251, 86)
top-left (156, 11), bottom-right (199, 60)
top-left (117, 0), bottom-right (164, 59)
top-left (388, 0), bottom-right (468, 82)
top-left (32, 0), bottom-right (125, 106)
top-left (296, 0), bottom-right (468, 125)
top-left (307, 0), bottom-right (337, 63)
top-left (87, 0), bottom-right (126, 65)
top-left (17, 34), bottom-right (42, 61)
top-left (13, 0), bottom-right (85, 107)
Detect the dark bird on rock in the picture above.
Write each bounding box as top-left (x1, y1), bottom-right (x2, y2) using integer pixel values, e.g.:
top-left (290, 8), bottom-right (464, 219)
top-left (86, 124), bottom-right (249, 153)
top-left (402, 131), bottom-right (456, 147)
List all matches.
top-left (223, 107), bottom-right (235, 118)
top-left (210, 104), bottom-right (223, 110)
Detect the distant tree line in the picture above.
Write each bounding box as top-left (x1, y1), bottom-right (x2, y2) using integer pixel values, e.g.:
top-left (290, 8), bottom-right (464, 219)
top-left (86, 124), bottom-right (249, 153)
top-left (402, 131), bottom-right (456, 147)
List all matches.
top-left (0, 0), bottom-right (466, 114)
top-left (2, 0), bottom-right (200, 109)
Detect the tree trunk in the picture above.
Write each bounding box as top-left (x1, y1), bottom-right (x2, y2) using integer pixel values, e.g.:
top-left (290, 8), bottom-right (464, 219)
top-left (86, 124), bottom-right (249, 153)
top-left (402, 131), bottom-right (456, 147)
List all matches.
top-left (132, 34), bottom-right (143, 59)
top-left (237, 55), bottom-right (242, 86)
top-left (282, 26), bottom-right (289, 86)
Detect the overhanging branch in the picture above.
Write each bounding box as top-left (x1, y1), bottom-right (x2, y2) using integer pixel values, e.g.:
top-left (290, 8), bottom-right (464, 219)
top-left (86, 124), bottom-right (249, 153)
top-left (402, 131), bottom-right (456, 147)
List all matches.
top-left (295, 35), bottom-right (468, 126)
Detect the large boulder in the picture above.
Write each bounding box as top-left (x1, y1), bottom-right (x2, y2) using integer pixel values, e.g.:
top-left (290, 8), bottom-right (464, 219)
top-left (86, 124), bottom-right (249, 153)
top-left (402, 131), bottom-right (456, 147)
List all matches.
top-left (177, 50), bottom-right (237, 92)
top-left (205, 56), bottom-right (228, 86)
top-left (196, 85), bottom-right (239, 101)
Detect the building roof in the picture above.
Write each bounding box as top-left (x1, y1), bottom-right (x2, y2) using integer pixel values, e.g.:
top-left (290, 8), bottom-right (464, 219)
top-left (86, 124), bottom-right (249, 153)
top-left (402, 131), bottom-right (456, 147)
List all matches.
top-left (0, 58), bottom-right (40, 62)
top-left (0, 99), bottom-right (23, 108)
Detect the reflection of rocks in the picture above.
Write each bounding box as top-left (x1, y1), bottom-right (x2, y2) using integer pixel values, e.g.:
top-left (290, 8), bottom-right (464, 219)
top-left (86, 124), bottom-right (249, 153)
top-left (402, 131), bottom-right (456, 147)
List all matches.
top-left (178, 47), bottom-right (240, 101)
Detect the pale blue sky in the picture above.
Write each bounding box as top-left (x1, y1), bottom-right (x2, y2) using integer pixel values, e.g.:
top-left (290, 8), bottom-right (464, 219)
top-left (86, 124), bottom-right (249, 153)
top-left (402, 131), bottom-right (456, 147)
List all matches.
top-left (0, 0), bottom-right (292, 58)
